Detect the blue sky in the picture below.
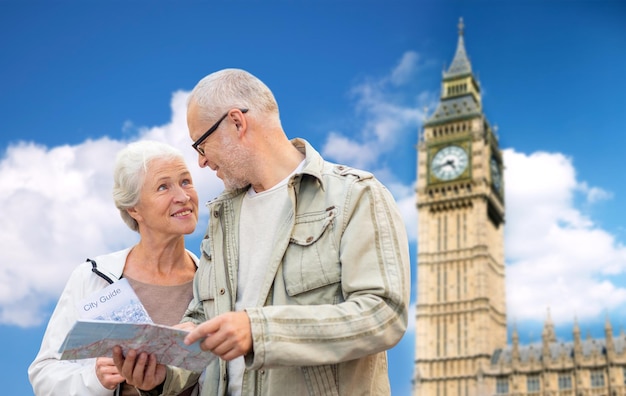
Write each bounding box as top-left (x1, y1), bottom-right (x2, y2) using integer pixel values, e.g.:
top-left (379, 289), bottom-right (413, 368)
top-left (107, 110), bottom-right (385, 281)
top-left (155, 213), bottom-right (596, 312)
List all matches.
top-left (1, 1), bottom-right (625, 395)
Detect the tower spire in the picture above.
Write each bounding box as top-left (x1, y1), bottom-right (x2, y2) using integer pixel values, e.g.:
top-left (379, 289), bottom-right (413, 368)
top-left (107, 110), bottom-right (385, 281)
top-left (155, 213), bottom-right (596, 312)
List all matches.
top-left (444, 17), bottom-right (472, 78)
top-left (425, 18), bottom-right (483, 126)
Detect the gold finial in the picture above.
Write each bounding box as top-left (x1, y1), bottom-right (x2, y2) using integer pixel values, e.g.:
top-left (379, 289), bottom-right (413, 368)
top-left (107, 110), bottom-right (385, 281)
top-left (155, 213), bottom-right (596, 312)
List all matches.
top-left (458, 17), bottom-right (464, 36)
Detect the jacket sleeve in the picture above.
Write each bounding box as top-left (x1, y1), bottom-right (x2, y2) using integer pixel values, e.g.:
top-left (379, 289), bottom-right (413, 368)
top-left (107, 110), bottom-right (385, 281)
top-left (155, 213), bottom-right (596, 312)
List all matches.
top-left (245, 174), bottom-right (411, 369)
top-left (28, 264), bottom-right (113, 396)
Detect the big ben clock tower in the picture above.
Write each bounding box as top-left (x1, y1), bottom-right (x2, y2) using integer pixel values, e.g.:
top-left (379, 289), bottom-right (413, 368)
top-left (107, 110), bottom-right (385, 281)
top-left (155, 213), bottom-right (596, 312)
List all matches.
top-left (414, 19), bottom-right (506, 396)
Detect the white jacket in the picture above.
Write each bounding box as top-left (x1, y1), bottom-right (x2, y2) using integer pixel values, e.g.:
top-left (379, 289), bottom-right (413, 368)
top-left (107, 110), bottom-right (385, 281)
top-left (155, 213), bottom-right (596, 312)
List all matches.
top-left (28, 248), bottom-right (199, 396)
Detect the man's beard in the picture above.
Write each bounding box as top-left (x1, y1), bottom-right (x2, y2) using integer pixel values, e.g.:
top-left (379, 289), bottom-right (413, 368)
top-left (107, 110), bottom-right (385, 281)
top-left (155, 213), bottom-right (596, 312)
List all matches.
top-left (219, 144), bottom-right (251, 192)
top-left (223, 176), bottom-right (249, 192)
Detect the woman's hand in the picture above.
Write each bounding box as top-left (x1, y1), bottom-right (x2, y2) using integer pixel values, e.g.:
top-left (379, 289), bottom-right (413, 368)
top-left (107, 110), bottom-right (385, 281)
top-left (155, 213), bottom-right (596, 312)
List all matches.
top-left (95, 357), bottom-right (125, 390)
top-left (112, 346), bottom-right (166, 391)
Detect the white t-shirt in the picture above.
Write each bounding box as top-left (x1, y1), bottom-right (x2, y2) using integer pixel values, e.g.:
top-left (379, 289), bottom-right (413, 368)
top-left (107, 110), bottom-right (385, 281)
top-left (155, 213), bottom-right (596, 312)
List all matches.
top-left (228, 161), bottom-right (305, 396)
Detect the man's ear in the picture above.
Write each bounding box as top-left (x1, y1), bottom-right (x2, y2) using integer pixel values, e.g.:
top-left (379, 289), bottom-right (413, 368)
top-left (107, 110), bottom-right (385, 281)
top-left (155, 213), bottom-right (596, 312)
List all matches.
top-left (231, 109), bottom-right (247, 136)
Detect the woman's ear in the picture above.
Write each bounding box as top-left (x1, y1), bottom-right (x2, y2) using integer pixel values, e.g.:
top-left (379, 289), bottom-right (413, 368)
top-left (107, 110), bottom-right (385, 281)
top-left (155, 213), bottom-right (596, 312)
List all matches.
top-left (127, 207), bottom-right (142, 222)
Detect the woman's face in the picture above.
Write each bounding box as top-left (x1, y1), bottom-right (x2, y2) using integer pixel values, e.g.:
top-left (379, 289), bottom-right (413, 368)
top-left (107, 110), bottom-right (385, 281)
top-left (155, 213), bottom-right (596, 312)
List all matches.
top-left (129, 157), bottom-right (199, 239)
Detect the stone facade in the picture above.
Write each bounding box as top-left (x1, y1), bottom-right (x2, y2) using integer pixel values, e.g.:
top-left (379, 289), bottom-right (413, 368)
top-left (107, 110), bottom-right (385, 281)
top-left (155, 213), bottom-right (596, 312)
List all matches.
top-left (486, 317), bottom-right (626, 396)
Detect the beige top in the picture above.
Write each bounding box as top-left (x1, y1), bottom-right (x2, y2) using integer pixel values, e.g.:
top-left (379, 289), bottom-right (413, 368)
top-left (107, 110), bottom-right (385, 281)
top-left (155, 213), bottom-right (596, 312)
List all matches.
top-left (121, 275), bottom-right (195, 396)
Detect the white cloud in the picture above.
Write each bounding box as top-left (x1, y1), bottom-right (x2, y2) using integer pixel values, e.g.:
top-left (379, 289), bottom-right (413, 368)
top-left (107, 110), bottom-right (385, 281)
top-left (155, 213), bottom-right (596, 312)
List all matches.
top-left (581, 182), bottom-right (612, 204)
top-left (390, 51), bottom-right (419, 86)
top-left (0, 90), bottom-right (225, 327)
top-left (323, 51), bottom-right (427, 168)
top-left (321, 51), bottom-right (426, 242)
top-left (322, 132), bottom-right (379, 170)
top-left (504, 149), bottom-right (626, 325)
top-left (0, 139), bottom-right (134, 326)
top-left (395, 187), bottom-right (418, 243)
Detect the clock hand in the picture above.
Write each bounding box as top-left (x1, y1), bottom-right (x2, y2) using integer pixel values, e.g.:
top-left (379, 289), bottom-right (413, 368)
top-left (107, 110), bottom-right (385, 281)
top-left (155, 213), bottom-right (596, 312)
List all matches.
top-left (442, 159), bottom-right (455, 169)
top-left (434, 159), bottom-right (455, 170)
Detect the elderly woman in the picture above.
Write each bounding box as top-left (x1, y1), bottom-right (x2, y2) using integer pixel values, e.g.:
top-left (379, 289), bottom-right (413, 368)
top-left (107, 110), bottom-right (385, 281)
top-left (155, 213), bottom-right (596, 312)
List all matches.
top-left (28, 140), bottom-right (200, 396)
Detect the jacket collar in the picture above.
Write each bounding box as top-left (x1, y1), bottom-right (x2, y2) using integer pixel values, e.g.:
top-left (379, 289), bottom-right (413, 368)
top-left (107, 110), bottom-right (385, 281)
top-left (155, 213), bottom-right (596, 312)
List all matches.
top-left (291, 138), bottom-right (326, 191)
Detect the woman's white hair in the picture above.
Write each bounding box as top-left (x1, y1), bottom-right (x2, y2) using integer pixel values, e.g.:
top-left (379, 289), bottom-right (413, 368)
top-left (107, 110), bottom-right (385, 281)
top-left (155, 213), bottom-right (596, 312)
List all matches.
top-left (112, 140), bottom-right (184, 232)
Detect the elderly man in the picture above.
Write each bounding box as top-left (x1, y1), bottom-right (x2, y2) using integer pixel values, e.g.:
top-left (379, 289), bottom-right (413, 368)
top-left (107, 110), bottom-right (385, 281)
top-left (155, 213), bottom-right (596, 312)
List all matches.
top-left (114, 68), bottom-right (410, 396)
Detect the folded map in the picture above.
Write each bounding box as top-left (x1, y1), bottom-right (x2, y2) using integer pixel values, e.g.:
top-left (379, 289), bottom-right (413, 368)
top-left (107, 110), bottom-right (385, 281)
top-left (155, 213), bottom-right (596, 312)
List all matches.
top-left (59, 319), bottom-right (214, 372)
top-left (77, 278), bottom-right (152, 323)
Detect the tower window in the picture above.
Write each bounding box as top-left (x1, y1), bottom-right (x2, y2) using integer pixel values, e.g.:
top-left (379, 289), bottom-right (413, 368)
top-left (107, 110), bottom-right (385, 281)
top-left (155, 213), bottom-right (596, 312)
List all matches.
top-left (444, 215), bottom-right (448, 250)
top-left (443, 320), bottom-right (447, 356)
top-left (456, 213), bottom-right (460, 249)
top-left (527, 375), bottom-right (540, 393)
top-left (437, 217), bottom-right (442, 252)
top-left (464, 315), bottom-right (468, 353)
top-left (443, 266), bottom-right (448, 302)
top-left (558, 373), bottom-right (572, 390)
top-left (496, 377), bottom-right (508, 394)
top-left (591, 370), bottom-right (605, 388)
top-left (437, 318), bottom-right (442, 357)
top-left (456, 267), bottom-right (460, 300)
top-left (457, 319), bottom-right (461, 354)
top-left (437, 266), bottom-right (441, 302)
top-left (463, 213), bottom-right (467, 245)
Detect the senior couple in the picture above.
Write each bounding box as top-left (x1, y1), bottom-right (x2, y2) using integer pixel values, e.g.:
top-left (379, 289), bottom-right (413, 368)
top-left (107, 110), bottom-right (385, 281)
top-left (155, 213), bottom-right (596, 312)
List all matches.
top-left (29, 68), bottom-right (410, 396)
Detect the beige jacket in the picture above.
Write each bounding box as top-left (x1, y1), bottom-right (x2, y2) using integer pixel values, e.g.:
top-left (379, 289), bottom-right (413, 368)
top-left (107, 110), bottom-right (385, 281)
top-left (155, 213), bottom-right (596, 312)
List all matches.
top-left (152, 139), bottom-right (410, 396)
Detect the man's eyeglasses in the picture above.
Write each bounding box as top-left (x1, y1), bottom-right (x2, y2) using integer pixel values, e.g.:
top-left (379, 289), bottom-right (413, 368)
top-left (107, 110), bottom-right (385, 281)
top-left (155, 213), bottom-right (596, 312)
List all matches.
top-left (192, 108), bottom-right (249, 156)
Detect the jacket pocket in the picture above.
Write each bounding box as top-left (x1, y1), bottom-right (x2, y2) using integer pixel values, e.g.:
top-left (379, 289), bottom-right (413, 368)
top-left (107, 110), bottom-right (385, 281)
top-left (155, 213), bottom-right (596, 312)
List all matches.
top-left (283, 207), bottom-right (341, 301)
top-left (196, 238), bottom-right (215, 308)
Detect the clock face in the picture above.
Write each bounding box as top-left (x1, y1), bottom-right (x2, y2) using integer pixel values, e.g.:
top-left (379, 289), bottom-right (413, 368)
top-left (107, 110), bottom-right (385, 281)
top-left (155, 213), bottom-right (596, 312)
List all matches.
top-left (431, 145), bottom-right (469, 181)
top-left (490, 157), bottom-right (501, 191)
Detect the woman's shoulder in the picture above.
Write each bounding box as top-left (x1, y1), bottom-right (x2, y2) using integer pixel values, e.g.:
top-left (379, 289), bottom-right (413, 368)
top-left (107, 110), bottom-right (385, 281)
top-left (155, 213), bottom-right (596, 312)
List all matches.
top-left (185, 249), bottom-right (200, 266)
top-left (69, 247), bottom-right (132, 281)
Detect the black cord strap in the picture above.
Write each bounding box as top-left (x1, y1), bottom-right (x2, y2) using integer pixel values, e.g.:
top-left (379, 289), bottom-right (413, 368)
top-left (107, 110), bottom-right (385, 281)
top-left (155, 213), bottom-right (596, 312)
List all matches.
top-left (87, 258), bottom-right (115, 285)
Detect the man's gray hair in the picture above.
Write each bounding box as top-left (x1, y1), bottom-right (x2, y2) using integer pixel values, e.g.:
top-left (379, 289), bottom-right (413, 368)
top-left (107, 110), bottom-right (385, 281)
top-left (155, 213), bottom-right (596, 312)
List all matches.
top-left (187, 68), bottom-right (280, 124)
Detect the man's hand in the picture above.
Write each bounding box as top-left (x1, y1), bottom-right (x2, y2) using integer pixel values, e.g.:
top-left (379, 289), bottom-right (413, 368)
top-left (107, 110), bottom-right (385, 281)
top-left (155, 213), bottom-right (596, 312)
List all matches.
top-left (184, 311), bottom-right (252, 361)
top-left (173, 321), bottom-right (197, 332)
top-left (95, 357), bottom-right (125, 390)
top-left (112, 346), bottom-right (166, 391)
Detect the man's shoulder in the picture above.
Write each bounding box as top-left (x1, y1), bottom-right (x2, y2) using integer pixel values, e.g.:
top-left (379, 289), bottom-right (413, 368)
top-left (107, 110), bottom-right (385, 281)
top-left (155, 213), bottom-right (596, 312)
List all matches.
top-left (327, 163), bottom-right (374, 181)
